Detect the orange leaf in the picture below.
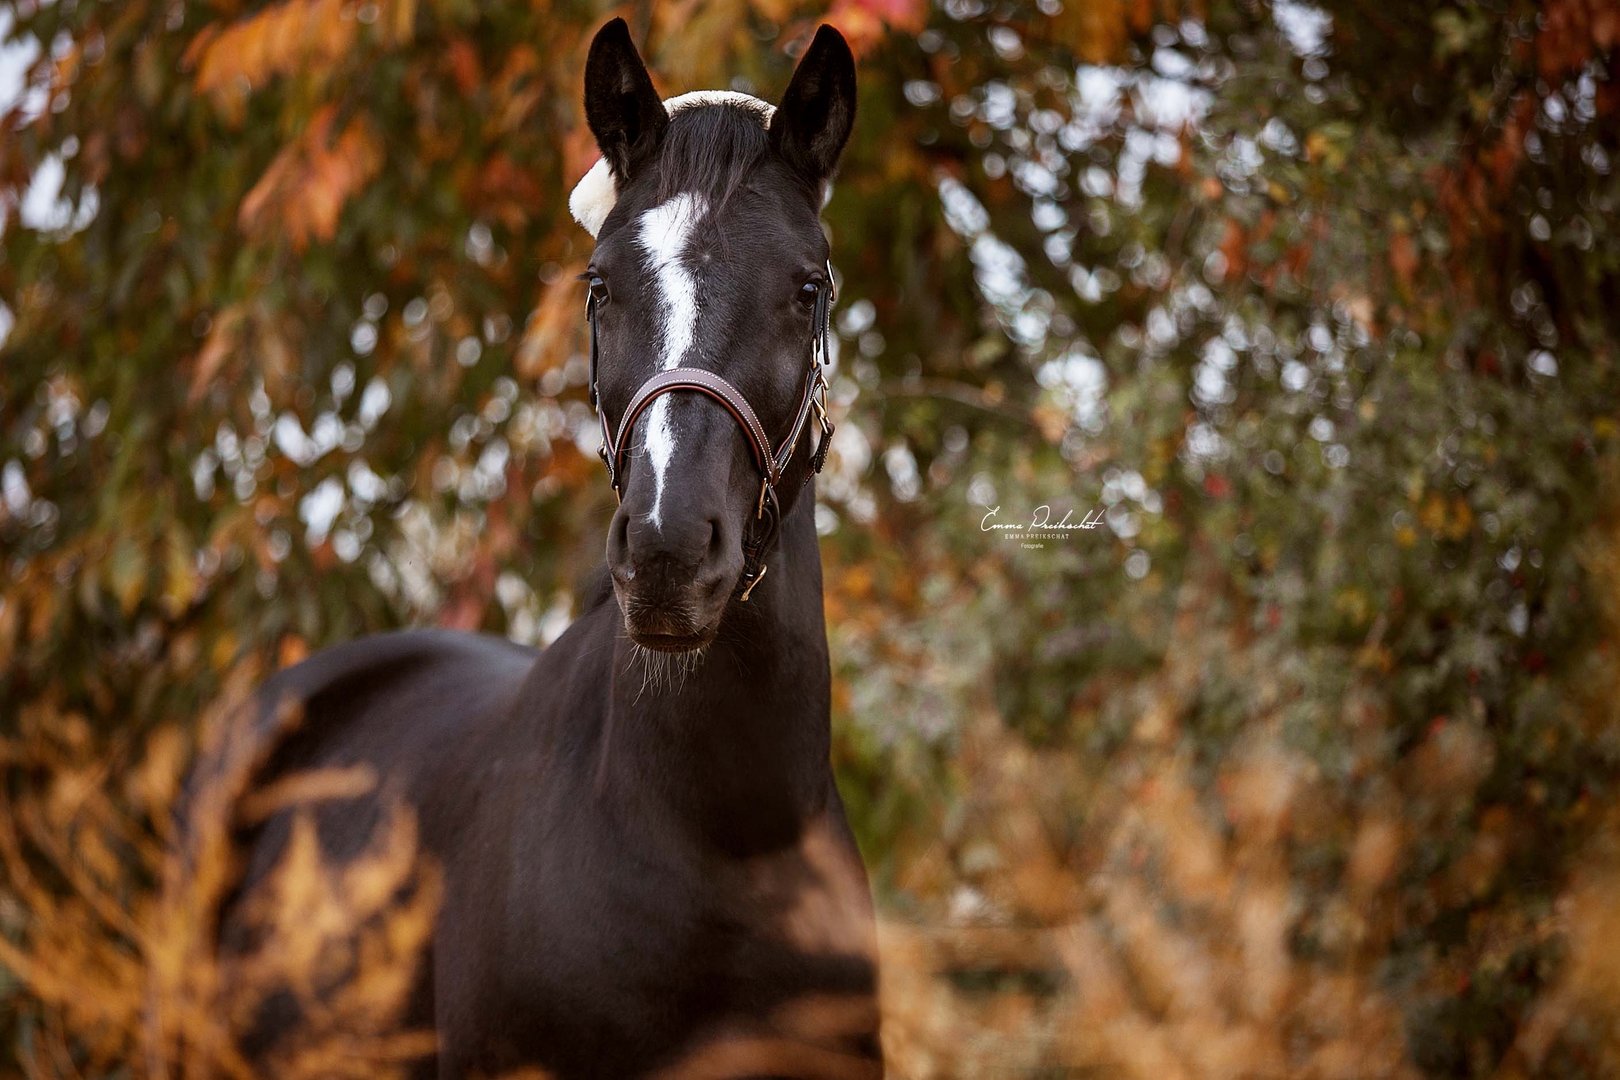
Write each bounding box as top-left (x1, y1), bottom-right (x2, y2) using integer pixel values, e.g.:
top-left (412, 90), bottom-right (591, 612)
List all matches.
top-left (188, 304), bottom-right (245, 404)
top-left (825, 0), bottom-right (928, 54)
top-left (239, 107), bottom-right (384, 249)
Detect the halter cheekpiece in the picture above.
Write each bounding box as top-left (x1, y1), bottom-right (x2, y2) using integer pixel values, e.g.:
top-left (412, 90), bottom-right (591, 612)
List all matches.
top-left (586, 262), bottom-right (837, 602)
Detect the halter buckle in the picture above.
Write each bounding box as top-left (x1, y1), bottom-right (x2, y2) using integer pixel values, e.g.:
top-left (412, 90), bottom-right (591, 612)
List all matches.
top-left (814, 381), bottom-right (832, 428)
top-left (738, 563), bottom-right (768, 602)
top-left (756, 476), bottom-right (770, 520)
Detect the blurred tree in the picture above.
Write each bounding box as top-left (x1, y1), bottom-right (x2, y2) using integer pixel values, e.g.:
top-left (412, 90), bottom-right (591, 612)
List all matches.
top-left (3, 0), bottom-right (1619, 1075)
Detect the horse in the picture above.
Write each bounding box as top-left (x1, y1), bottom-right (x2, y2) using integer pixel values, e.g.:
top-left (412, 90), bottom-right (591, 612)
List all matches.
top-left (210, 20), bottom-right (881, 1079)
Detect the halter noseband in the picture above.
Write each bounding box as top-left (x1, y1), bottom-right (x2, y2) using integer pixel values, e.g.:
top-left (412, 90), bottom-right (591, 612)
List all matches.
top-left (586, 263), bottom-right (837, 602)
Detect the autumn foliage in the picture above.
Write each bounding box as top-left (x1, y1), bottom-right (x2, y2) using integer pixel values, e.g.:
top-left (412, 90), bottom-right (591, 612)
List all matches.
top-left (4, 0), bottom-right (1620, 1076)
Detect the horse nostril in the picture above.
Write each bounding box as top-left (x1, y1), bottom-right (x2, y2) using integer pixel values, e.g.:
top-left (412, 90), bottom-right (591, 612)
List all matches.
top-left (707, 518), bottom-right (725, 561)
top-left (608, 512), bottom-right (632, 573)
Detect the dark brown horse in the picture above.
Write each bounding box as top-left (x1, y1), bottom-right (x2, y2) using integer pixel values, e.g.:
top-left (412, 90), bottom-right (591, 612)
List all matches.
top-left (214, 20), bottom-right (880, 1079)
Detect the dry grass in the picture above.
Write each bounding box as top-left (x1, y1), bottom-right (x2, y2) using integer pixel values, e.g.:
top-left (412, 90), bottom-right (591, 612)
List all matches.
top-left (0, 669), bottom-right (439, 1078)
top-left (6, 664), bottom-right (1620, 1078)
top-left (874, 711), bottom-right (1620, 1079)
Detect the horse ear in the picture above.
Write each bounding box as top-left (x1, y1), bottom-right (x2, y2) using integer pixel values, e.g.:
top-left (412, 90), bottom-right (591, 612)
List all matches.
top-left (584, 18), bottom-right (668, 183)
top-left (770, 25), bottom-right (857, 188)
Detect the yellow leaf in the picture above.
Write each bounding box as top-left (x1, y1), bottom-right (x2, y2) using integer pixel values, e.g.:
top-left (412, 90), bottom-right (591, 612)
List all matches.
top-left (108, 538), bottom-right (148, 616)
top-left (162, 532), bottom-right (199, 616)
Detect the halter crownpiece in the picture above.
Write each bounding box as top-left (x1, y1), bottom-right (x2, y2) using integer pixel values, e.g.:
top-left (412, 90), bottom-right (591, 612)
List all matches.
top-left (585, 262), bottom-right (836, 603)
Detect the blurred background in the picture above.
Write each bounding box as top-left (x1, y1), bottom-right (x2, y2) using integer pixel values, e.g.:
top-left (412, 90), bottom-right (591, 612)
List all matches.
top-left (2, 0), bottom-right (1619, 1076)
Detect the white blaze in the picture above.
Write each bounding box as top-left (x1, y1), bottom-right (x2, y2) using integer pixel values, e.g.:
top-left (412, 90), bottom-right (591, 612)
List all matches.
top-left (636, 192), bottom-right (707, 530)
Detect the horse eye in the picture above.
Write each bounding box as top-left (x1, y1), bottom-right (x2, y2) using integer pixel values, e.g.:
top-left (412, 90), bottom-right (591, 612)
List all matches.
top-left (796, 281), bottom-right (821, 307)
top-left (588, 274), bottom-right (611, 306)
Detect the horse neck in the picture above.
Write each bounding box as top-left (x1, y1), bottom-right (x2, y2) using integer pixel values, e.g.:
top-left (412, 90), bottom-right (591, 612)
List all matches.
top-left (598, 488), bottom-right (831, 854)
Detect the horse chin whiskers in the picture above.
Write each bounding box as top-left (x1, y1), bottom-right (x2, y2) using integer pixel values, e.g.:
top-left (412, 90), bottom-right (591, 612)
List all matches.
top-left (618, 590), bottom-right (711, 700)
top-left (628, 639), bottom-right (709, 701)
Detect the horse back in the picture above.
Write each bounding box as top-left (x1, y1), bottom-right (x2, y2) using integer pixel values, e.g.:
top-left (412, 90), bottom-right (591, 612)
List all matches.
top-left (232, 627), bottom-right (535, 865)
top-left (207, 629), bottom-right (536, 1068)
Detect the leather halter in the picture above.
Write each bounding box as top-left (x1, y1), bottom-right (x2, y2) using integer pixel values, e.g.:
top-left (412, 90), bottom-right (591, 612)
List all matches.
top-left (587, 264), bottom-right (836, 602)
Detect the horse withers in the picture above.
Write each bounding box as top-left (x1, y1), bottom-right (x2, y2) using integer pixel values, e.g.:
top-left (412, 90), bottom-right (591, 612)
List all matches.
top-left (212, 20), bottom-right (880, 1079)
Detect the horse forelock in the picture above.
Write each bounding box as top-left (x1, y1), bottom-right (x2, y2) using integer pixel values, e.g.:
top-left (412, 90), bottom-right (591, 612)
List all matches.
top-left (570, 93), bottom-right (777, 238)
top-left (654, 102), bottom-right (772, 211)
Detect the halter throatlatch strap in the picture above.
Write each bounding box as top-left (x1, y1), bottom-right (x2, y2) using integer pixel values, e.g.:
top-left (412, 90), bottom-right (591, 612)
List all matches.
top-left (586, 265), bottom-right (837, 601)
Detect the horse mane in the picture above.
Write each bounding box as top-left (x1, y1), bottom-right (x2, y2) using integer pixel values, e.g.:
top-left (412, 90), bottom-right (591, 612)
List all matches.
top-left (656, 102), bottom-right (771, 212)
